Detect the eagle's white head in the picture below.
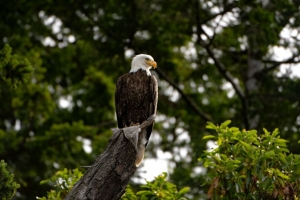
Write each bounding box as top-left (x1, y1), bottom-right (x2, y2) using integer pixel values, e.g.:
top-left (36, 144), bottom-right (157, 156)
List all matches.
top-left (130, 54), bottom-right (157, 76)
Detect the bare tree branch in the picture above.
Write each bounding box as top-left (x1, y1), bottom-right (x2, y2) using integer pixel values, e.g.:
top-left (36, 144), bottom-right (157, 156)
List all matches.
top-left (200, 4), bottom-right (238, 24)
top-left (261, 54), bottom-right (300, 74)
top-left (194, 0), bottom-right (249, 129)
top-left (203, 46), bottom-right (250, 129)
top-left (205, 13), bottom-right (225, 47)
top-left (156, 68), bottom-right (212, 122)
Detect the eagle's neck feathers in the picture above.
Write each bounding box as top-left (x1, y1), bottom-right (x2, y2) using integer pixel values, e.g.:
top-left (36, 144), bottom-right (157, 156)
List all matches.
top-left (129, 67), bottom-right (151, 76)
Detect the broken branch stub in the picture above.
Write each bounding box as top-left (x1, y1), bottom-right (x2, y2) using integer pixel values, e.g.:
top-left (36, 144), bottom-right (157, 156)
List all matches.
top-left (122, 114), bottom-right (156, 151)
top-left (64, 115), bottom-right (156, 200)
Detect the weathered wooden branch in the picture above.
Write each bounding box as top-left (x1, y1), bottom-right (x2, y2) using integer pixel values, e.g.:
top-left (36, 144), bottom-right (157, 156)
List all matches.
top-left (64, 115), bottom-right (156, 200)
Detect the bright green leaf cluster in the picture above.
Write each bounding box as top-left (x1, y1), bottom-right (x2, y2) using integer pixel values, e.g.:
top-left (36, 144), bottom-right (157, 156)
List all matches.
top-left (0, 160), bottom-right (20, 200)
top-left (200, 121), bottom-right (300, 199)
top-left (122, 172), bottom-right (190, 200)
top-left (37, 168), bottom-right (83, 200)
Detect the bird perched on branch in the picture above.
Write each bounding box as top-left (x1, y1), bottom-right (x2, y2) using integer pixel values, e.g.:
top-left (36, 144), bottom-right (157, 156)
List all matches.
top-left (115, 54), bottom-right (158, 166)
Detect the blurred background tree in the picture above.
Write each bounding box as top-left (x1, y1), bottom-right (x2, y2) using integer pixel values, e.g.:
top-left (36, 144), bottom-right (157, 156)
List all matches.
top-left (1, 0), bottom-right (300, 199)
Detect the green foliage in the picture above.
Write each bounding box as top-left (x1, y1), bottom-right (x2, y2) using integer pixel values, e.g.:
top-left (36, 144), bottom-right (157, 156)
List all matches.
top-left (37, 168), bottom-right (83, 200)
top-left (0, 160), bottom-right (20, 200)
top-left (0, 44), bottom-right (30, 200)
top-left (122, 172), bottom-right (190, 200)
top-left (200, 121), bottom-right (300, 199)
top-left (0, 44), bottom-right (33, 89)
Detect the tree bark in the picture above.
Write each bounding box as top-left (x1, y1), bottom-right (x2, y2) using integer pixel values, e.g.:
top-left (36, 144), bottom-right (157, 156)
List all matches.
top-left (64, 115), bottom-right (155, 200)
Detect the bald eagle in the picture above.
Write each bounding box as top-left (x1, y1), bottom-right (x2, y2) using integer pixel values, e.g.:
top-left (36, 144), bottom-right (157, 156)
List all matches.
top-left (115, 54), bottom-right (158, 166)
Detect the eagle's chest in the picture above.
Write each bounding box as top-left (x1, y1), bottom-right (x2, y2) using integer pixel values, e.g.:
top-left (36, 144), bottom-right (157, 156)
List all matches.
top-left (123, 75), bottom-right (151, 108)
top-left (116, 69), bottom-right (157, 128)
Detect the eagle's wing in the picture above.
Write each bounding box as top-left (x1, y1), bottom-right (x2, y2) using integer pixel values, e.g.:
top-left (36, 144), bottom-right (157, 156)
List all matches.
top-left (145, 75), bottom-right (158, 144)
top-left (115, 76), bottom-right (123, 128)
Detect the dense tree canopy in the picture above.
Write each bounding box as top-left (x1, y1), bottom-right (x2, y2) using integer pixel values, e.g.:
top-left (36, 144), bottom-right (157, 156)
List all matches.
top-left (1, 0), bottom-right (300, 199)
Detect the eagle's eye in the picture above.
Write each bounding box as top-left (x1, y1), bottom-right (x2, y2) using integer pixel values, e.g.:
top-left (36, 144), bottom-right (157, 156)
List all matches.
top-left (145, 58), bottom-right (150, 61)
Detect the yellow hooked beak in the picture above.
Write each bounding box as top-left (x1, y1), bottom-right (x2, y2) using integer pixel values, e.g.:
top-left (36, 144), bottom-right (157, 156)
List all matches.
top-left (146, 60), bottom-right (157, 69)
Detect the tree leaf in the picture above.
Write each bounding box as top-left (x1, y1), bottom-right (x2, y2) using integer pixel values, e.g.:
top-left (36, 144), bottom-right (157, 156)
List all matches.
top-left (220, 120), bottom-right (231, 128)
top-left (203, 135), bottom-right (216, 140)
top-left (264, 150), bottom-right (275, 159)
top-left (206, 122), bottom-right (217, 129)
top-left (277, 153), bottom-right (287, 165)
top-left (178, 187), bottom-right (190, 195)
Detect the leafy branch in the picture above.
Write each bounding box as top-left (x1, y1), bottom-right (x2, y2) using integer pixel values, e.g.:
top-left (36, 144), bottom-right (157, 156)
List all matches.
top-left (122, 172), bottom-right (190, 200)
top-left (0, 160), bottom-right (20, 200)
top-left (200, 121), bottom-right (300, 199)
top-left (0, 44), bottom-right (34, 89)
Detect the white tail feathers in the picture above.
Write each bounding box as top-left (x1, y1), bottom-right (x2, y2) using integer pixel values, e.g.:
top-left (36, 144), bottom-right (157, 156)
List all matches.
top-left (135, 145), bottom-right (145, 167)
top-left (135, 129), bottom-right (148, 167)
top-left (120, 123), bottom-right (153, 167)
